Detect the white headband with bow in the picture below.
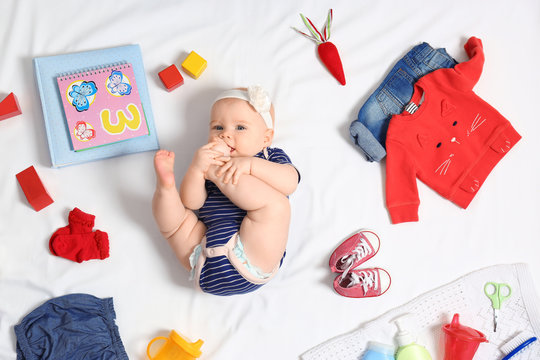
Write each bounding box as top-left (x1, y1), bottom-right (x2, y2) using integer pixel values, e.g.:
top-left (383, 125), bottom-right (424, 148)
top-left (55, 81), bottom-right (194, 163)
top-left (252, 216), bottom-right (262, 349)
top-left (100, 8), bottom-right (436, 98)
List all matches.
top-left (214, 85), bottom-right (273, 129)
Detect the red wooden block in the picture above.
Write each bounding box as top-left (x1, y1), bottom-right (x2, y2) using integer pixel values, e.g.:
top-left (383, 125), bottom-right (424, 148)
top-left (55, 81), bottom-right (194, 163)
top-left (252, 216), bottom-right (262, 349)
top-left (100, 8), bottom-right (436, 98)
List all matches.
top-left (16, 166), bottom-right (54, 211)
top-left (158, 64), bottom-right (184, 91)
top-left (0, 92), bottom-right (22, 121)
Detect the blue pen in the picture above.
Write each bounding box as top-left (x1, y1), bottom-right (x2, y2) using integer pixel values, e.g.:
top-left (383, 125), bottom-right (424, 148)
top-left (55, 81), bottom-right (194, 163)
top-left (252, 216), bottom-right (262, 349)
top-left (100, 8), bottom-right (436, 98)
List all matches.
top-left (501, 336), bottom-right (537, 360)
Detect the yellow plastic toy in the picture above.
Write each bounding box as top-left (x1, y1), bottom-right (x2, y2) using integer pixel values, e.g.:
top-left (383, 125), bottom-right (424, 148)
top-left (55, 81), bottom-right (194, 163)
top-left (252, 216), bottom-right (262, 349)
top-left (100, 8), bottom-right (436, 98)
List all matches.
top-left (181, 51), bottom-right (207, 79)
top-left (147, 330), bottom-right (204, 360)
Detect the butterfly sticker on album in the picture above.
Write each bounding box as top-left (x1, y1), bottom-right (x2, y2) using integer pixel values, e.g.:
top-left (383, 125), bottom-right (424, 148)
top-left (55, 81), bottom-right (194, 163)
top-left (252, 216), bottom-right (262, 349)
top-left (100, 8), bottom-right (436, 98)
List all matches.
top-left (107, 70), bottom-right (132, 96)
top-left (73, 121), bottom-right (96, 142)
top-left (68, 81), bottom-right (98, 112)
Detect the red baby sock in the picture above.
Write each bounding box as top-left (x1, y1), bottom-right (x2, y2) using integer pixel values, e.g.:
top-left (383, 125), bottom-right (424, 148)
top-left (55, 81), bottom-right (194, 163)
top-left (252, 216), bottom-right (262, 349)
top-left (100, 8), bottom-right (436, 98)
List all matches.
top-left (49, 225), bottom-right (70, 256)
top-left (49, 208), bottom-right (96, 255)
top-left (68, 207), bottom-right (95, 234)
top-left (49, 230), bottom-right (109, 263)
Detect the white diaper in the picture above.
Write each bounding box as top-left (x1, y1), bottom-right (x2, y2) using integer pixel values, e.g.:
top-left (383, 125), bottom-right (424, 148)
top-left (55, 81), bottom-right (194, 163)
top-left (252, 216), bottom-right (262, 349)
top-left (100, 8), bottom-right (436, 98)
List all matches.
top-left (189, 233), bottom-right (278, 285)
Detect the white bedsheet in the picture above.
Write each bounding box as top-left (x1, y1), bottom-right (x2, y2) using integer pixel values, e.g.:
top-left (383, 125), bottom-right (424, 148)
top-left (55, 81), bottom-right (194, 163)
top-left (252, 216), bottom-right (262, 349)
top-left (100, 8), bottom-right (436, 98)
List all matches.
top-left (1, 1), bottom-right (539, 359)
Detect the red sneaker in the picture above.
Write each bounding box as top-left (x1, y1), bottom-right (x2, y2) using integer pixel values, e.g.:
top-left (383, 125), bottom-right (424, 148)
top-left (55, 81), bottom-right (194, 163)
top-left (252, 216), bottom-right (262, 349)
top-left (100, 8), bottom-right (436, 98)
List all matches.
top-left (333, 267), bottom-right (391, 298)
top-left (329, 230), bottom-right (380, 274)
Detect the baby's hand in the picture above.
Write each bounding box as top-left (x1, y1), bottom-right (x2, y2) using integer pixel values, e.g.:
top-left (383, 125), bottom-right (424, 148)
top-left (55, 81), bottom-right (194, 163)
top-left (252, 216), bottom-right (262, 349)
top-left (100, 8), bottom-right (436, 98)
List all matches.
top-left (192, 142), bottom-right (230, 174)
top-left (216, 157), bottom-right (252, 184)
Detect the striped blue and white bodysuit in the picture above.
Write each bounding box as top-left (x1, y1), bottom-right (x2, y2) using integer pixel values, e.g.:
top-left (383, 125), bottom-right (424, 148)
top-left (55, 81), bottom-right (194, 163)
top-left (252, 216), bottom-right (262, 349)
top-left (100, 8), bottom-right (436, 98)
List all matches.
top-left (193, 147), bottom-right (296, 296)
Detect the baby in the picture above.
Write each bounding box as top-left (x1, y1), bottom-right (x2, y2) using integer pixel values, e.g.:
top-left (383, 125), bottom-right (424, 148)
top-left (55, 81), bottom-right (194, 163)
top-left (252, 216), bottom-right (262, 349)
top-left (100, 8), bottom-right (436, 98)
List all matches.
top-left (152, 86), bottom-right (299, 296)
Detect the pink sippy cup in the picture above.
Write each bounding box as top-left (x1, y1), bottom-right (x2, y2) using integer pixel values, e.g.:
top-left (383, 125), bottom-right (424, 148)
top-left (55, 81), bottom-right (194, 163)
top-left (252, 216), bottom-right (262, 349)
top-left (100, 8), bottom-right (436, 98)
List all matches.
top-left (442, 313), bottom-right (487, 360)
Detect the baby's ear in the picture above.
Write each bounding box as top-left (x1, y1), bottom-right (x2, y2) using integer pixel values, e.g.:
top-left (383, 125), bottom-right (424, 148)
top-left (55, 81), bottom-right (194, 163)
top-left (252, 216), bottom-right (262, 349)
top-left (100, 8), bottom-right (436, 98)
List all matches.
top-left (264, 128), bottom-right (274, 146)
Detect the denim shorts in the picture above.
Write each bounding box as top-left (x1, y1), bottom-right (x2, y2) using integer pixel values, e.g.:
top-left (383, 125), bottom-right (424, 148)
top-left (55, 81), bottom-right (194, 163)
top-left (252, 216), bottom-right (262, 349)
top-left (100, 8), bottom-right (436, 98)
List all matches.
top-left (349, 42), bottom-right (457, 162)
top-left (14, 294), bottom-right (129, 360)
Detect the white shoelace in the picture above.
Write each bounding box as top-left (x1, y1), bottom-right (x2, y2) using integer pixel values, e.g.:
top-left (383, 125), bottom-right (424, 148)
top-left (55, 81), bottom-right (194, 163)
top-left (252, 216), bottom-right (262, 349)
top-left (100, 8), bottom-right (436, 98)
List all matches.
top-left (348, 269), bottom-right (379, 294)
top-left (340, 237), bottom-right (373, 279)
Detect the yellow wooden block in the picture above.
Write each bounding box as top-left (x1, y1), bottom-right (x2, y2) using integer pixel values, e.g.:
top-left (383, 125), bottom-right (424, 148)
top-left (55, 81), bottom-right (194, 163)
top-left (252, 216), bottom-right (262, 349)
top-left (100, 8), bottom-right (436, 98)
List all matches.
top-left (181, 51), bottom-right (207, 79)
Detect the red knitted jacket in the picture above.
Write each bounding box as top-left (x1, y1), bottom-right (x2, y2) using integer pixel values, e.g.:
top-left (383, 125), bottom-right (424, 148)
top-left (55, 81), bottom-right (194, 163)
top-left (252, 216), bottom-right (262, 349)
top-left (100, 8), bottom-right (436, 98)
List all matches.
top-left (385, 37), bottom-right (521, 224)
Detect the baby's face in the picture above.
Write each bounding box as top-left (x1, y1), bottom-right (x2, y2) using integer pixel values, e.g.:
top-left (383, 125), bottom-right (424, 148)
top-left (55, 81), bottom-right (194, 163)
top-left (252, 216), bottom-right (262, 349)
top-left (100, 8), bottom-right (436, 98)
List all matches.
top-left (209, 98), bottom-right (273, 157)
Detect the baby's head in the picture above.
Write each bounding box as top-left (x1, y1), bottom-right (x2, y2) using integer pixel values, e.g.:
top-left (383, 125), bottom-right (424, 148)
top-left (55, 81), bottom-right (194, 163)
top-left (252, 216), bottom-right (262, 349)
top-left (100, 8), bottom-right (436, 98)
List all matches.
top-left (209, 86), bottom-right (275, 157)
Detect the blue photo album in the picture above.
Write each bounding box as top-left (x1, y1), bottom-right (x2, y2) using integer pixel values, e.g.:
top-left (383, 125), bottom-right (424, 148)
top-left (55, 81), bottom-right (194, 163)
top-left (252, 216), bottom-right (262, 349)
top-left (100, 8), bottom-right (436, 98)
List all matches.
top-left (33, 44), bottom-right (159, 168)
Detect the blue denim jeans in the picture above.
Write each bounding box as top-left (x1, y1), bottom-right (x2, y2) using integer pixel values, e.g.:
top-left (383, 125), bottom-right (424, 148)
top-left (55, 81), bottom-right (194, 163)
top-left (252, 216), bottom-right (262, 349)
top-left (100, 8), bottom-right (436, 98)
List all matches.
top-left (14, 294), bottom-right (129, 360)
top-left (349, 42), bottom-right (457, 162)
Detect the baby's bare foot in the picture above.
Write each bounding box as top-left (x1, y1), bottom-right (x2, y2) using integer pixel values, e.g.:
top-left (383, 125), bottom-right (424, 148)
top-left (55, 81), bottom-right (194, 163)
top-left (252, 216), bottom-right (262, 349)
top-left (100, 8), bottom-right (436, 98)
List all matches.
top-left (154, 150), bottom-right (176, 188)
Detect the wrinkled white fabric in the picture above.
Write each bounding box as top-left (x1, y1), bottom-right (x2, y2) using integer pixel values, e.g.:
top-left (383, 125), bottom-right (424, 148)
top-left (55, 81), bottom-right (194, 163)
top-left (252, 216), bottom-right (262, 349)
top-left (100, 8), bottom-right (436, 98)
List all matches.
top-left (303, 264), bottom-right (540, 360)
top-left (1, 1), bottom-right (540, 359)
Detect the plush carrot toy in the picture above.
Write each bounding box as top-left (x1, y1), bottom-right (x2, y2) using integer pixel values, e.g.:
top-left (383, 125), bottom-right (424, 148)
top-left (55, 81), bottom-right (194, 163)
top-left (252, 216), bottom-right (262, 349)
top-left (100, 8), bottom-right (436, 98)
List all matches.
top-left (293, 9), bottom-right (346, 85)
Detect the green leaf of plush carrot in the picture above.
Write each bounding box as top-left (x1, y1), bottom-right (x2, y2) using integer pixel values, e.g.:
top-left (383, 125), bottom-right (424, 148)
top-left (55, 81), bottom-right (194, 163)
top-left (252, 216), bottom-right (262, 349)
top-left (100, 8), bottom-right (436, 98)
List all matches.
top-left (317, 41), bottom-right (346, 85)
top-left (300, 13), bottom-right (324, 43)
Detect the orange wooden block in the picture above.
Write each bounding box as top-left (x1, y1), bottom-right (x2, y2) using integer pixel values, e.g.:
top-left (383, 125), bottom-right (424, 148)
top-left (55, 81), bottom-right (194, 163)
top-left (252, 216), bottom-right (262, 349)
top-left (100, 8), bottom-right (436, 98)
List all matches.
top-left (16, 166), bottom-right (54, 211)
top-left (0, 92), bottom-right (22, 121)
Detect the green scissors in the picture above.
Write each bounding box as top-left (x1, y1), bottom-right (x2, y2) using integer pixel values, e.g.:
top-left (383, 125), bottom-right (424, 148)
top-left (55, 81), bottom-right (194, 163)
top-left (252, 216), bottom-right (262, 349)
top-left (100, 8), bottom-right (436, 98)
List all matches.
top-left (484, 282), bottom-right (512, 332)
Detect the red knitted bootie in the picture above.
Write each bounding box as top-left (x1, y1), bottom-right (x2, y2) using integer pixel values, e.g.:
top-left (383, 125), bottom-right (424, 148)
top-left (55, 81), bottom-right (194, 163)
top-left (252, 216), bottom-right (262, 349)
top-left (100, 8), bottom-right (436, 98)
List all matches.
top-left (49, 208), bottom-right (96, 255)
top-left (49, 230), bottom-right (109, 263)
top-left (49, 225), bottom-right (70, 256)
top-left (68, 207), bottom-right (95, 234)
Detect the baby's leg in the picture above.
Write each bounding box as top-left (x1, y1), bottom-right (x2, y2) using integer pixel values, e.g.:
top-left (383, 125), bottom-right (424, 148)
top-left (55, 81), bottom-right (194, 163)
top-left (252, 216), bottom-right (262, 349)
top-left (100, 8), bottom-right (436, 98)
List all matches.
top-left (153, 150), bottom-right (205, 270)
top-left (206, 167), bottom-right (290, 273)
